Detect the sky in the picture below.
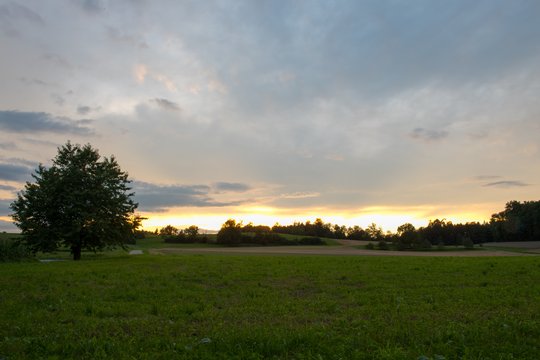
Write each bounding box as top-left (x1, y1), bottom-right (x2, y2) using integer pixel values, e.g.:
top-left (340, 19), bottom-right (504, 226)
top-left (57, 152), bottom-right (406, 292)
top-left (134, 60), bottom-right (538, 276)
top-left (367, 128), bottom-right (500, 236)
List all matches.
top-left (1, 0), bottom-right (540, 232)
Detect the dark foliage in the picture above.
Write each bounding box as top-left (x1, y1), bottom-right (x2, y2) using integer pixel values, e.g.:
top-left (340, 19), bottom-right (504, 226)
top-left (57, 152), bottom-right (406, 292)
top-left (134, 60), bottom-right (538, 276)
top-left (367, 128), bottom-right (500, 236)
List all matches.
top-left (490, 200), bottom-right (540, 242)
top-left (10, 142), bottom-right (142, 260)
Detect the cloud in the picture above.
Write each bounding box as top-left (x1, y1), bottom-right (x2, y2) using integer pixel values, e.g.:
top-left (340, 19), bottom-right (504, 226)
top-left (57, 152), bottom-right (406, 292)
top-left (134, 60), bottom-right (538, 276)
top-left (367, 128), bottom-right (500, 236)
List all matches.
top-left (132, 181), bottom-right (244, 211)
top-left (151, 98), bottom-right (181, 111)
top-left (0, 163), bottom-right (32, 182)
top-left (133, 64), bottom-right (148, 83)
top-left (77, 106), bottom-right (91, 115)
top-left (0, 199), bottom-right (13, 215)
top-left (409, 128), bottom-right (449, 142)
top-left (0, 219), bottom-right (17, 232)
top-left (0, 142), bottom-right (17, 151)
top-left (212, 182), bottom-right (251, 193)
top-left (107, 26), bottom-right (148, 49)
top-left (0, 2), bottom-right (44, 24)
top-left (0, 184), bottom-right (17, 191)
top-left (474, 175), bottom-right (502, 181)
top-left (0, 110), bottom-right (93, 135)
top-left (0, 2), bottom-right (43, 37)
top-left (79, 0), bottom-right (105, 14)
top-left (280, 192), bottom-right (320, 199)
top-left (483, 181), bottom-right (530, 188)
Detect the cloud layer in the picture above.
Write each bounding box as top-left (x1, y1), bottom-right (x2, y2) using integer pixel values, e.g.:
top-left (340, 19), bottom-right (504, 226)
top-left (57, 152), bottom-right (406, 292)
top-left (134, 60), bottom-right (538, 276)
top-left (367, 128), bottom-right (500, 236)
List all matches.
top-left (0, 1), bottom-right (539, 229)
top-left (0, 111), bottom-right (93, 134)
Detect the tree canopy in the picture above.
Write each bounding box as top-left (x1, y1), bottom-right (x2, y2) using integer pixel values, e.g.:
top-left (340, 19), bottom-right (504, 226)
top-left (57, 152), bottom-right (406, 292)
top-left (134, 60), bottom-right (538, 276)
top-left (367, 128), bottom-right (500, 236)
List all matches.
top-left (10, 142), bottom-right (142, 260)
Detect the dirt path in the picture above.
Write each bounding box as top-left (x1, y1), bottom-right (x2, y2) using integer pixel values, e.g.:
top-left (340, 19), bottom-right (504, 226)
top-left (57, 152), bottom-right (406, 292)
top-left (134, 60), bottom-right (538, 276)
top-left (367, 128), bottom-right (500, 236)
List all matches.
top-left (149, 245), bottom-right (532, 257)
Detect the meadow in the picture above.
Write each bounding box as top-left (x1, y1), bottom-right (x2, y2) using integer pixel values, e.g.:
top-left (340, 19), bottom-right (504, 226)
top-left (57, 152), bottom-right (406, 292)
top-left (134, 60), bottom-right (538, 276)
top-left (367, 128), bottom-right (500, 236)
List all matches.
top-left (1, 250), bottom-right (539, 359)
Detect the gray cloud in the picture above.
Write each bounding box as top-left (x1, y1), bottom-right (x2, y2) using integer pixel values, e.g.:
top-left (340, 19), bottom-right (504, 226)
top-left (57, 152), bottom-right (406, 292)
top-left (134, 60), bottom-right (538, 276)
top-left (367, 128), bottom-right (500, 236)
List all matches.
top-left (79, 0), bottom-right (105, 14)
top-left (474, 175), bottom-right (502, 181)
top-left (107, 26), bottom-right (148, 49)
top-left (0, 110), bottom-right (93, 135)
top-left (0, 163), bottom-right (32, 182)
top-left (19, 77), bottom-right (51, 87)
top-left (0, 219), bottom-right (17, 232)
top-left (213, 182), bottom-right (251, 193)
top-left (133, 181), bottom-right (244, 211)
top-left (42, 53), bottom-right (72, 69)
top-left (0, 2), bottom-right (43, 24)
top-left (483, 181), bottom-right (530, 188)
top-left (76, 105), bottom-right (100, 115)
top-left (410, 128), bottom-right (449, 142)
top-left (0, 199), bottom-right (14, 217)
top-left (0, 184), bottom-right (17, 191)
top-left (0, 2), bottom-right (43, 37)
top-left (151, 98), bottom-right (181, 111)
top-left (0, 142), bottom-right (17, 150)
top-left (77, 105), bottom-right (92, 115)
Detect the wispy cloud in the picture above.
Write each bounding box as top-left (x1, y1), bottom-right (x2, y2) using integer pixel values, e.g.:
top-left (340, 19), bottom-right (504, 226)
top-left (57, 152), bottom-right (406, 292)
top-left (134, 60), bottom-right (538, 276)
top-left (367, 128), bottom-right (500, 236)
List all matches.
top-left (0, 163), bottom-right (32, 182)
top-left (280, 192), bottom-right (320, 199)
top-left (0, 184), bottom-right (17, 191)
top-left (483, 180), bottom-right (530, 188)
top-left (0, 142), bottom-right (17, 151)
top-left (79, 0), bottom-right (104, 14)
top-left (409, 128), bottom-right (449, 142)
top-left (0, 110), bottom-right (93, 135)
top-left (0, 2), bottom-right (43, 24)
top-left (0, 199), bottom-right (13, 214)
top-left (0, 219), bottom-right (15, 230)
top-left (212, 182), bottom-right (251, 193)
top-left (133, 181), bottom-right (244, 211)
top-left (151, 98), bottom-right (181, 111)
top-left (474, 175), bottom-right (502, 181)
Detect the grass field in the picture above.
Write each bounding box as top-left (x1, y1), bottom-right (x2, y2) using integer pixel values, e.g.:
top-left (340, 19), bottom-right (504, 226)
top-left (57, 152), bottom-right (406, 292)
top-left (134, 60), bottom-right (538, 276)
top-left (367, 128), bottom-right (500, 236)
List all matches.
top-left (1, 253), bottom-right (539, 359)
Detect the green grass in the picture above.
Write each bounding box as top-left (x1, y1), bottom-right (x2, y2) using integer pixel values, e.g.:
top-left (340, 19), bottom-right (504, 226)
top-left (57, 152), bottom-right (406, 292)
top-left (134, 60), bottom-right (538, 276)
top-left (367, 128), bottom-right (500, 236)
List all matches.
top-left (482, 245), bottom-right (540, 254)
top-left (1, 254), bottom-right (539, 359)
top-left (0, 232), bottom-right (22, 241)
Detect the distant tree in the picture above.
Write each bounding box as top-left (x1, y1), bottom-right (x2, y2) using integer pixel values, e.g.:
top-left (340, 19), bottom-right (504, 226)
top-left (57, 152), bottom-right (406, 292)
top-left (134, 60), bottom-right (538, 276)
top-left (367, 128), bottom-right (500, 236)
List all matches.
top-left (366, 223), bottom-right (384, 242)
top-left (396, 223), bottom-right (417, 250)
top-left (184, 225), bottom-right (199, 241)
top-left (10, 142), bottom-right (141, 260)
top-left (217, 219), bottom-right (243, 245)
top-left (347, 225), bottom-right (368, 240)
top-left (333, 224), bottom-right (347, 239)
top-left (490, 200), bottom-right (540, 242)
top-left (159, 225), bottom-right (179, 237)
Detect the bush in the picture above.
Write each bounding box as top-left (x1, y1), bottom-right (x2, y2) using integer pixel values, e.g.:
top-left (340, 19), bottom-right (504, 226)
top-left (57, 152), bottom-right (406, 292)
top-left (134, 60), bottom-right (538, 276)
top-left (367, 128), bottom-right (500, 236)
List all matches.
top-left (462, 237), bottom-right (474, 249)
top-left (366, 242), bottom-right (375, 250)
top-left (217, 220), bottom-right (243, 246)
top-left (437, 241), bottom-right (445, 251)
top-left (0, 238), bottom-right (33, 262)
top-left (414, 238), bottom-right (432, 250)
top-left (299, 237), bottom-right (324, 245)
top-left (377, 241), bottom-right (389, 250)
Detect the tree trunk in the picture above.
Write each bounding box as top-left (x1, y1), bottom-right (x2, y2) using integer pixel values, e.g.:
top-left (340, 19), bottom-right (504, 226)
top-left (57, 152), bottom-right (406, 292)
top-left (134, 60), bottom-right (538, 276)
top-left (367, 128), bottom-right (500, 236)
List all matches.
top-left (72, 245), bottom-right (82, 260)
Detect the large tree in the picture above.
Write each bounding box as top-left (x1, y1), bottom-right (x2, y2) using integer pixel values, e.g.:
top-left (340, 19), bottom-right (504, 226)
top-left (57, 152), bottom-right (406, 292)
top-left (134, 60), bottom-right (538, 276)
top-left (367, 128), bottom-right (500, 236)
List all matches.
top-left (10, 142), bottom-right (142, 260)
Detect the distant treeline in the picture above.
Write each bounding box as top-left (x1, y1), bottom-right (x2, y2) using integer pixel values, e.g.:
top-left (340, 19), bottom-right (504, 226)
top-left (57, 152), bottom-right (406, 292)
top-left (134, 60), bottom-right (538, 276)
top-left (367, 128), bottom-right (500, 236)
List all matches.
top-left (155, 200), bottom-right (540, 248)
top-left (270, 200), bottom-right (540, 247)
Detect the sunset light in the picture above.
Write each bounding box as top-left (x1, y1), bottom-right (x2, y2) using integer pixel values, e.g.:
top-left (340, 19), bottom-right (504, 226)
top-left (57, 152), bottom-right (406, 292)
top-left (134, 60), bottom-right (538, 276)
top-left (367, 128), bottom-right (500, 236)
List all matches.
top-left (0, 1), bottom-right (539, 235)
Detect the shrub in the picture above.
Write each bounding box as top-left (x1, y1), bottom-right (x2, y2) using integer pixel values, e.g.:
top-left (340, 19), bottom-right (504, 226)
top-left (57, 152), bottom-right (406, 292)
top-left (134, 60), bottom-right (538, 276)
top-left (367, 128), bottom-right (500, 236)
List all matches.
top-left (366, 242), bottom-right (375, 250)
top-left (217, 220), bottom-right (243, 246)
top-left (0, 238), bottom-right (33, 262)
top-left (299, 237), bottom-right (324, 245)
top-left (377, 240), bottom-right (389, 250)
top-left (414, 238), bottom-right (432, 250)
top-left (462, 237), bottom-right (474, 249)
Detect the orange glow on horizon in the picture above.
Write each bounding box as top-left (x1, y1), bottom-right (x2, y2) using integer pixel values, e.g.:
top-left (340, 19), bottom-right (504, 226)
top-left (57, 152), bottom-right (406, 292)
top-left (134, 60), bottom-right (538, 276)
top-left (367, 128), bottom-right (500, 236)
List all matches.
top-left (139, 203), bottom-right (493, 233)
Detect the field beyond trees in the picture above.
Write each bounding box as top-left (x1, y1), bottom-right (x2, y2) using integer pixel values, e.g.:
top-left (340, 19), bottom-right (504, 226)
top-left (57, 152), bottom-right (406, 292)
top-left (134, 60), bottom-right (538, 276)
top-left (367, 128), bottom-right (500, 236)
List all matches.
top-left (1, 254), bottom-right (539, 359)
